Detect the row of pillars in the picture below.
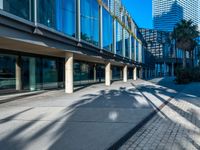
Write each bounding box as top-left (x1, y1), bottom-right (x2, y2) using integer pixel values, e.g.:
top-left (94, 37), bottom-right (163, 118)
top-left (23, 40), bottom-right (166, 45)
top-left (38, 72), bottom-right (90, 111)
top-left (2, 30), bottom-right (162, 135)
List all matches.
top-left (15, 53), bottom-right (144, 94)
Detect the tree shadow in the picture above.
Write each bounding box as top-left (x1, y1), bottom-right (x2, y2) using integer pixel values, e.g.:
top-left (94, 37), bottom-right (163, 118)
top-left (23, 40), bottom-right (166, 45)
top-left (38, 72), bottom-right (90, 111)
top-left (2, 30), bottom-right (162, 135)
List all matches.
top-left (0, 79), bottom-right (199, 150)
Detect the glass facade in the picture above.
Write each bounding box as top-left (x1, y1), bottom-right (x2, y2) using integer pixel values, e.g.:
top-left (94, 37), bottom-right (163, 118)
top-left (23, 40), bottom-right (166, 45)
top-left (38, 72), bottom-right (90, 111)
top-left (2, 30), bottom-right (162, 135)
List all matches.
top-left (112, 66), bottom-right (122, 80)
top-left (103, 8), bottom-right (113, 51)
top-left (116, 22), bottom-right (123, 56)
top-left (0, 0), bottom-right (145, 64)
top-left (0, 52), bottom-right (64, 92)
top-left (0, 54), bottom-right (16, 90)
top-left (128, 68), bottom-right (133, 79)
top-left (38, 0), bottom-right (76, 37)
top-left (74, 61), bottom-right (105, 86)
top-left (81, 0), bottom-right (99, 46)
top-left (3, 0), bottom-right (32, 21)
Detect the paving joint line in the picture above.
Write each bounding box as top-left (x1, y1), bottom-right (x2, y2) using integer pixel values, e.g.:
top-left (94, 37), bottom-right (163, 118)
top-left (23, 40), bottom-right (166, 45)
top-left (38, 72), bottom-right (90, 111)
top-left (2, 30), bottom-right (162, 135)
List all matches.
top-left (107, 82), bottom-right (187, 150)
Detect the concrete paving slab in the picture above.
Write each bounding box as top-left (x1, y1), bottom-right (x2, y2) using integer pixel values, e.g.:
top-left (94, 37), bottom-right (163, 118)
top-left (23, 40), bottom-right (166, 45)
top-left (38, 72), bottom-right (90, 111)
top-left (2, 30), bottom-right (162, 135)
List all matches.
top-left (0, 78), bottom-right (186, 150)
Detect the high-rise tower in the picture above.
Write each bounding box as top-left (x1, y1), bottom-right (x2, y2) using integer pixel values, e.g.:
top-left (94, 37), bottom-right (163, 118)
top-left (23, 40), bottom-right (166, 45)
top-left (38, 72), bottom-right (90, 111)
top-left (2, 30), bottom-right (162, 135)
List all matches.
top-left (153, 0), bottom-right (200, 31)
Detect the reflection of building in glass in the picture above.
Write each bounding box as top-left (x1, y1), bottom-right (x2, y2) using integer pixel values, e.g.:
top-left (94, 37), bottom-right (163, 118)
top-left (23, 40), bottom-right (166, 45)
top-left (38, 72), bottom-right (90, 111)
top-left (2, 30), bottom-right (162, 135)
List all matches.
top-left (0, 0), bottom-right (153, 94)
top-left (140, 28), bottom-right (177, 77)
top-left (153, 0), bottom-right (200, 31)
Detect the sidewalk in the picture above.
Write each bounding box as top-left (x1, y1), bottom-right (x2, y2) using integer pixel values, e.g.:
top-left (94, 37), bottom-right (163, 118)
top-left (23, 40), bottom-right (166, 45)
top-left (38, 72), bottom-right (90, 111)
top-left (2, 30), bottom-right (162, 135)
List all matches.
top-left (0, 78), bottom-right (186, 150)
top-left (120, 82), bottom-right (200, 150)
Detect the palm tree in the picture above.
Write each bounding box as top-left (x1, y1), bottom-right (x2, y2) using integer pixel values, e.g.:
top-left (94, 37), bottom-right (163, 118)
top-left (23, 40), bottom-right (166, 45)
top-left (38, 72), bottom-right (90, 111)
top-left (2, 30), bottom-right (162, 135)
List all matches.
top-left (172, 19), bottom-right (199, 68)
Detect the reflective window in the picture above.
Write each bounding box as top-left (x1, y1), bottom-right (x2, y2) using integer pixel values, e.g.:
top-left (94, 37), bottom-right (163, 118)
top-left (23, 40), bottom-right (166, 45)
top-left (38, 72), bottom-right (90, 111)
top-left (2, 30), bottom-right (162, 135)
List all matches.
top-left (112, 66), bottom-right (122, 80)
top-left (131, 36), bottom-right (135, 60)
top-left (0, 54), bottom-right (16, 90)
top-left (136, 41), bottom-right (139, 62)
top-left (81, 0), bottom-right (99, 46)
top-left (42, 59), bottom-right (59, 89)
top-left (3, 0), bottom-right (32, 21)
top-left (125, 30), bottom-right (130, 58)
top-left (116, 22), bottom-right (123, 56)
top-left (103, 8), bottom-right (113, 51)
top-left (38, 0), bottom-right (76, 37)
top-left (128, 68), bottom-right (133, 79)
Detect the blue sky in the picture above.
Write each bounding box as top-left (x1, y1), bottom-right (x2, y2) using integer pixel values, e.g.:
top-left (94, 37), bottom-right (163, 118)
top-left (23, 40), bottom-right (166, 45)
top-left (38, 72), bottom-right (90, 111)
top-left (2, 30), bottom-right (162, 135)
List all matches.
top-left (122, 0), bottom-right (152, 29)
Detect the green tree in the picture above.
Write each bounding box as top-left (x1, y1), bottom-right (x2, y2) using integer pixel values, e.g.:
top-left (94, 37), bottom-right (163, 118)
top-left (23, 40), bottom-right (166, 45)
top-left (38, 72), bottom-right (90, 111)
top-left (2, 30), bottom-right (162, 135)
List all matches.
top-left (172, 20), bottom-right (199, 68)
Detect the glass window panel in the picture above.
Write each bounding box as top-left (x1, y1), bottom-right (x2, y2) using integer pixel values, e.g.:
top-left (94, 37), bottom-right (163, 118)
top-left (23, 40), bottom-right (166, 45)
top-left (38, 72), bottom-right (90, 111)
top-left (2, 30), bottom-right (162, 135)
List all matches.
top-left (3, 0), bottom-right (32, 21)
top-left (0, 54), bottom-right (16, 90)
top-left (112, 66), bottom-right (122, 80)
top-left (38, 0), bottom-right (76, 37)
top-left (131, 36), bottom-right (135, 60)
top-left (116, 22), bottom-right (123, 56)
top-left (42, 58), bottom-right (58, 89)
top-left (103, 8), bottom-right (113, 51)
top-left (125, 30), bottom-right (129, 58)
top-left (81, 0), bottom-right (99, 46)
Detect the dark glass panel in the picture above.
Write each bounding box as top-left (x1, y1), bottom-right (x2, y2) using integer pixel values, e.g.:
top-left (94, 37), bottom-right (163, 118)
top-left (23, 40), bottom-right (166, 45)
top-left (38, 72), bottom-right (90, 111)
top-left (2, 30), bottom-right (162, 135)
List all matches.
top-left (42, 58), bottom-right (58, 89)
top-left (38, 0), bottom-right (76, 37)
top-left (125, 30), bottom-right (130, 58)
top-left (0, 54), bottom-right (16, 90)
top-left (3, 0), bottom-right (32, 20)
top-left (112, 66), bottom-right (122, 80)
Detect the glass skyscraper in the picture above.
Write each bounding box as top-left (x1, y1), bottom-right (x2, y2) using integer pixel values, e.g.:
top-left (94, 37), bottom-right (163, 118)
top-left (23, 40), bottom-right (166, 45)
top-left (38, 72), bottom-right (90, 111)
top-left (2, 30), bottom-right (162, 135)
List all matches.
top-left (153, 0), bottom-right (200, 31)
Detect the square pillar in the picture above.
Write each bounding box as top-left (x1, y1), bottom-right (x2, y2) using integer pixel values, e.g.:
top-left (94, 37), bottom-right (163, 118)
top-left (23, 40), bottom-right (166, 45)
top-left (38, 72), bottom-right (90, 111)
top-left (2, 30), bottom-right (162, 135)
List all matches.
top-left (105, 62), bottom-right (111, 86)
top-left (133, 67), bottom-right (137, 80)
top-left (65, 53), bottom-right (73, 93)
top-left (123, 65), bottom-right (128, 82)
top-left (16, 56), bottom-right (22, 91)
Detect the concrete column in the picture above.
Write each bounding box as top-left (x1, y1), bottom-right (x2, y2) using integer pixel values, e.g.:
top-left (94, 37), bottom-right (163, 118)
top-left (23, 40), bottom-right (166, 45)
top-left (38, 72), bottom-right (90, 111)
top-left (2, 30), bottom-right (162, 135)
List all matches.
top-left (133, 67), bottom-right (137, 80)
top-left (16, 56), bottom-right (22, 91)
top-left (0, 0), bottom-right (3, 9)
top-left (171, 62), bottom-right (175, 77)
top-left (65, 53), bottom-right (73, 93)
top-left (94, 65), bottom-right (96, 82)
top-left (105, 62), bottom-right (111, 86)
top-left (123, 65), bottom-right (128, 82)
top-left (29, 58), bottom-right (36, 91)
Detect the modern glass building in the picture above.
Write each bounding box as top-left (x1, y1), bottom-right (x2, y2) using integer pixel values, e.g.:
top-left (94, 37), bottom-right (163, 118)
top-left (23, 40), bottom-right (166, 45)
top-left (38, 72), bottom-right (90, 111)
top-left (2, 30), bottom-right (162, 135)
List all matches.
top-left (153, 0), bottom-right (200, 32)
top-left (0, 0), bottom-right (153, 94)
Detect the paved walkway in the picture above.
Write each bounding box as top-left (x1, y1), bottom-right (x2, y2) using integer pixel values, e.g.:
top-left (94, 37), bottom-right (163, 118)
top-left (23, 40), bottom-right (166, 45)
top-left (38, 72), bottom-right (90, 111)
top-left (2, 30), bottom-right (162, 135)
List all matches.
top-left (120, 83), bottom-right (200, 150)
top-left (0, 78), bottom-right (187, 150)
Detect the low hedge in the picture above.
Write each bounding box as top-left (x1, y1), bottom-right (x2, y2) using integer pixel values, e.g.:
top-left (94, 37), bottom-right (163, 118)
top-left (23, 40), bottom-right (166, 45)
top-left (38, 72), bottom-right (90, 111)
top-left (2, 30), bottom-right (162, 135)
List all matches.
top-left (175, 67), bottom-right (200, 84)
